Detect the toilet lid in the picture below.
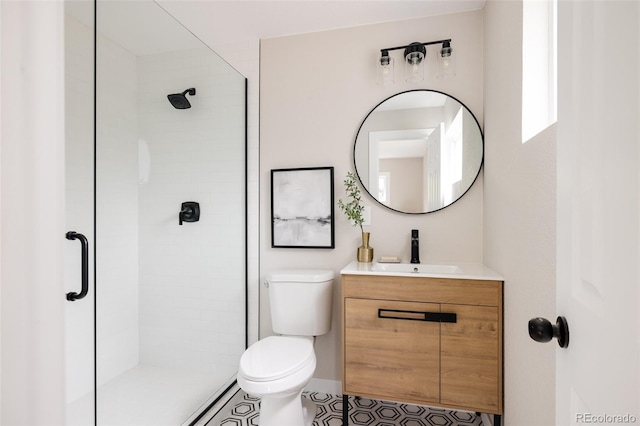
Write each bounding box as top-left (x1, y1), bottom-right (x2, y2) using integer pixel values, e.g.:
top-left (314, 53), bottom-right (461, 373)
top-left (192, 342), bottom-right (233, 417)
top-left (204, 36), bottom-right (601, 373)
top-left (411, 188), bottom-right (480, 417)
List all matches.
top-left (239, 336), bottom-right (315, 382)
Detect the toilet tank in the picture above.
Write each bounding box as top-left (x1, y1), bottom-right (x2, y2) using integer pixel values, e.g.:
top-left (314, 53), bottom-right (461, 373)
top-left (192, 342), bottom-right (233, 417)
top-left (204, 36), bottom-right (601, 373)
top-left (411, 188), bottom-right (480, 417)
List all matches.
top-left (267, 269), bottom-right (334, 336)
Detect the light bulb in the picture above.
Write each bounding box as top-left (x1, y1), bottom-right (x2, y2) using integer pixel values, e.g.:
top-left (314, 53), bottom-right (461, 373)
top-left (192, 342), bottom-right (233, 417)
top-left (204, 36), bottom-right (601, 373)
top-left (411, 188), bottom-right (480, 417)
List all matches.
top-left (377, 52), bottom-right (394, 86)
top-left (437, 41), bottom-right (456, 79)
top-left (405, 51), bottom-right (424, 82)
top-left (403, 42), bottom-right (426, 82)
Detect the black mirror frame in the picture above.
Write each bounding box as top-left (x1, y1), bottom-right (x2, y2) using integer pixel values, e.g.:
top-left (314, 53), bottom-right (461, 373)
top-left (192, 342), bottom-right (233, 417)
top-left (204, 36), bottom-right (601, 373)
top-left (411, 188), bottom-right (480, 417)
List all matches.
top-left (352, 89), bottom-right (484, 214)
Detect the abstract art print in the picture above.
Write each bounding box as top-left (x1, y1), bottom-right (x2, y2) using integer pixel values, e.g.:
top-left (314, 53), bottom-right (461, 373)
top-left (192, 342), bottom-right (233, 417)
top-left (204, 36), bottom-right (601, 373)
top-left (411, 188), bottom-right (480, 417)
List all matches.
top-left (271, 167), bottom-right (335, 248)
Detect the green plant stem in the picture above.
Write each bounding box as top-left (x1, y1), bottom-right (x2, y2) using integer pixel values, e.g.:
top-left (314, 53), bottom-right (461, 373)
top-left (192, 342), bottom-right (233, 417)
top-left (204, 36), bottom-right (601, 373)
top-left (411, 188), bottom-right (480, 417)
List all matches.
top-left (338, 172), bottom-right (365, 233)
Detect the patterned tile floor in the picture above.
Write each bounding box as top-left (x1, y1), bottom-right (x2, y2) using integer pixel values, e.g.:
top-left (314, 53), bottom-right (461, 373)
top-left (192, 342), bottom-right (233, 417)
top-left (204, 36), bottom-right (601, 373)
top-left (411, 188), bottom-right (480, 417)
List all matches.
top-left (217, 392), bottom-right (482, 426)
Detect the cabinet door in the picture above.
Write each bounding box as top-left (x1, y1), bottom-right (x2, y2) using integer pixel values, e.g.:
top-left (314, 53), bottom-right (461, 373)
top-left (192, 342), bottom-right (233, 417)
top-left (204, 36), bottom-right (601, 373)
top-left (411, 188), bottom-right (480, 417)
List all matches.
top-left (344, 298), bottom-right (441, 404)
top-left (440, 304), bottom-right (501, 413)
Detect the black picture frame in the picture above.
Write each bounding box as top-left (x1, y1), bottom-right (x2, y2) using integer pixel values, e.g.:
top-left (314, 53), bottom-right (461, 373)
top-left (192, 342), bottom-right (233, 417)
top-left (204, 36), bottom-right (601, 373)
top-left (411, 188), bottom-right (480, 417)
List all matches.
top-left (271, 167), bottom-right (335, 249)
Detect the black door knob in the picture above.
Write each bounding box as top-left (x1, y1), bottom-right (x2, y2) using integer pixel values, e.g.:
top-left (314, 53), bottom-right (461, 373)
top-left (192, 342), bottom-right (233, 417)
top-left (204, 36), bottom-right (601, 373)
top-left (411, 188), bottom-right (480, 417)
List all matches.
top-left (528, 316), bottom-right (569, 348)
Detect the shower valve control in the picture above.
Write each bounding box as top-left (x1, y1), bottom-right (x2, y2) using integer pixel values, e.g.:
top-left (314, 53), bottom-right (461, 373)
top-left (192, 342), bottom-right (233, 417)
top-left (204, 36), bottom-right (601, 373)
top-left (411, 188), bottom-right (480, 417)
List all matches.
top-left (179, 201), bottom-right (200, 225)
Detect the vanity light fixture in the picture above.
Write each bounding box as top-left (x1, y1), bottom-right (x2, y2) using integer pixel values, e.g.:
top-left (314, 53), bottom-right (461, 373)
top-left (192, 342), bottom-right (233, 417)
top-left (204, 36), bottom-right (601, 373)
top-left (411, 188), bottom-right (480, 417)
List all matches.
top-left (376, 39), bottom-right (454, 85)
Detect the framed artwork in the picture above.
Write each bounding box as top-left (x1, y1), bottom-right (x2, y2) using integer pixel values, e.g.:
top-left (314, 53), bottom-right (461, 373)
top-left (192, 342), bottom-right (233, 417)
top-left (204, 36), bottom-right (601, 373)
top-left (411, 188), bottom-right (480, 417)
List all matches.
top-left (271, 167), bottom-right (335, 249)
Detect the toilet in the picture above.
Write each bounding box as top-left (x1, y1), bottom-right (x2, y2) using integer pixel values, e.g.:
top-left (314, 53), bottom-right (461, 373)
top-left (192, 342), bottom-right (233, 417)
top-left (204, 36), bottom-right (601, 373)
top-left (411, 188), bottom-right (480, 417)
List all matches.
top-left (237, 269), bottom-right (334, 426)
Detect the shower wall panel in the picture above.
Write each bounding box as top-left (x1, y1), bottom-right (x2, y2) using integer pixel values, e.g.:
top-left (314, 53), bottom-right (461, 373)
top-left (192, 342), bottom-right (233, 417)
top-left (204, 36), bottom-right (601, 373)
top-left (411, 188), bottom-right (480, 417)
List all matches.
top-left (137, 49), bottom-right (245, 380)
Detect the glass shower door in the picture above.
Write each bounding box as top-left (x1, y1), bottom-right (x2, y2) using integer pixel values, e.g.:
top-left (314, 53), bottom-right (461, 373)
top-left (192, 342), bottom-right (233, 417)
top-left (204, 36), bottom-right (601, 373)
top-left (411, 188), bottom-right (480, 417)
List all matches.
top-left (64, 1), bottom-right (96, 425)
top-left (95, 1), bottom-right (247, 425)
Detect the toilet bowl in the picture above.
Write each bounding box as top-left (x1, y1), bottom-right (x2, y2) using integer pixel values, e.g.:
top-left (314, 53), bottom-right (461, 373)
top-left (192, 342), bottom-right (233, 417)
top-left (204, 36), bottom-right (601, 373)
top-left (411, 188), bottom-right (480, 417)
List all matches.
top-left (237, 269), bottom-right (334, 426)
top-left (238, 336), bottom-right (317, 426)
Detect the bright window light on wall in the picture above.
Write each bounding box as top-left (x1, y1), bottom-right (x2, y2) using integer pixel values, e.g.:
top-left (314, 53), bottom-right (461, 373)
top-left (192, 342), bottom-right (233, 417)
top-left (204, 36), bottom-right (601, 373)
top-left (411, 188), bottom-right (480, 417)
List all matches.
top-left (378, 172), bottom-right (390, 205)
top-left (441, 108), bottom-right (463, 205)
top-left (522, 0), bottom-right (557, 143)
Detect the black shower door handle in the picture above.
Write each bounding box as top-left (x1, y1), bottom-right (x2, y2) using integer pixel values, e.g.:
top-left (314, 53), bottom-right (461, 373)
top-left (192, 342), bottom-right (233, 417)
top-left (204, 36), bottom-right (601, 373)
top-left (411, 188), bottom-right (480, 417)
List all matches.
top-left (66, 231), bottom-right (89, 301)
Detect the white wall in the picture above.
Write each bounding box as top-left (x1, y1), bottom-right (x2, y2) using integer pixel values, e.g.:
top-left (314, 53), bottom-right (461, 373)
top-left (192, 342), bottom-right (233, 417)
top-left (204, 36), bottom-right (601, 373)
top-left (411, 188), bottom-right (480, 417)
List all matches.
top-left (379, 157), bottom-right (424, 212)
top-left (260, 10), bottom-right (484, 382)
top-left (483, 1), bottom-right (556, 425)
top-left (0, 1), bottom-right (66, 424)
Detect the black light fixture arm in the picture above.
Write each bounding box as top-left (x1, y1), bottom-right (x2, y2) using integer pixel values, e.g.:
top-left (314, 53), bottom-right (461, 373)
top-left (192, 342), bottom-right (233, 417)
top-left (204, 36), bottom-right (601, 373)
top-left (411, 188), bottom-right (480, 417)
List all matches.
top-left (380, 38), bottom-right (451, 55)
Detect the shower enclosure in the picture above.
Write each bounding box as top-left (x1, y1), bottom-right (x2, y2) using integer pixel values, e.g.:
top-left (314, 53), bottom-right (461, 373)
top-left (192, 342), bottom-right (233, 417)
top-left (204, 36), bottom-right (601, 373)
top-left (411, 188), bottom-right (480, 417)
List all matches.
top-left (64, 1), bottom-right (247, 425)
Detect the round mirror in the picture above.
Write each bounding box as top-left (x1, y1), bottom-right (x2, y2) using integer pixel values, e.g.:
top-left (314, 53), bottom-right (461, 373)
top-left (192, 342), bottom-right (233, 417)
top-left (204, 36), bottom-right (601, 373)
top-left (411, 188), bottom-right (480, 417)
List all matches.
top-left (353, 90), bottom-right (483, 214)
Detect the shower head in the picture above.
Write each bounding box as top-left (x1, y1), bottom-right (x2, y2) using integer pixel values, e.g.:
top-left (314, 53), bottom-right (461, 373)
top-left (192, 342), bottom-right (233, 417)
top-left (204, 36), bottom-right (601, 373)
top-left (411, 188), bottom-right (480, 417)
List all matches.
top-left (167, 88), bottom-right (196, 109)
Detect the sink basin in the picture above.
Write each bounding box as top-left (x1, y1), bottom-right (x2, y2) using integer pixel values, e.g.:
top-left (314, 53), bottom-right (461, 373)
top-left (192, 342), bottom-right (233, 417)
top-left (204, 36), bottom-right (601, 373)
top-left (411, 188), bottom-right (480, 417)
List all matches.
top-left (371, 263), bottom-right (461, 274)
top-left (341, 261), bottom-right (503, 280)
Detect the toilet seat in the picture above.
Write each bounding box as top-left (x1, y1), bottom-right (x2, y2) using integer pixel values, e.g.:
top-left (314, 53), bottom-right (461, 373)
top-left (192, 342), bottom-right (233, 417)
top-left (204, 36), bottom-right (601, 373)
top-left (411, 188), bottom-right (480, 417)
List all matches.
top-left (239, 336), bottom-right (315, 382)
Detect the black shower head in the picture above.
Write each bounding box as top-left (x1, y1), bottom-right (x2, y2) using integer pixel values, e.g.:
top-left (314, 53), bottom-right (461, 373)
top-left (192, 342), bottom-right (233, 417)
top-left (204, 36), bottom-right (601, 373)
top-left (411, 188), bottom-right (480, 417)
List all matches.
top-left (167, 88), bottom-right (196, 109)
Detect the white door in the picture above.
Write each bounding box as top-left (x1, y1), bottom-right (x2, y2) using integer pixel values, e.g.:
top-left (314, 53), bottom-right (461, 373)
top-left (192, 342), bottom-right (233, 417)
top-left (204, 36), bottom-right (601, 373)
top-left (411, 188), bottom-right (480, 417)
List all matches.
top-left (556, 1), bottom-right (639, 424)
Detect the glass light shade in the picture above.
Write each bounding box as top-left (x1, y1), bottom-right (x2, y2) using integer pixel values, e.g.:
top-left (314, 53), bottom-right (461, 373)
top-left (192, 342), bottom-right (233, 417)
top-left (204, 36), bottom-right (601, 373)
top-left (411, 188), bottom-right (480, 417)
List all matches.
top-left (377, 55), bottom-right (394, 86)
top-left (405, 51), bottom-right (425, 82)
top-left (437, 44), bottom-right (456, 79)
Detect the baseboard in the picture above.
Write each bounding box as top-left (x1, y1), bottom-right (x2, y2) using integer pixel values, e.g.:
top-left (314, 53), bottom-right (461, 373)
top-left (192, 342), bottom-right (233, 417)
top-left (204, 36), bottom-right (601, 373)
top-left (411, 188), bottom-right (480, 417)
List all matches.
top-left (306, 378), bottom-right (342, 395)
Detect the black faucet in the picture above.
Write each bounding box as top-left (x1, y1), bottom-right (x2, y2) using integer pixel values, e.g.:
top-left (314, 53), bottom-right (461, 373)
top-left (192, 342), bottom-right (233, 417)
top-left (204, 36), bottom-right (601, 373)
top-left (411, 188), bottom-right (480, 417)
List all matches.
top-left (410, 229), bottom-right (420, 264)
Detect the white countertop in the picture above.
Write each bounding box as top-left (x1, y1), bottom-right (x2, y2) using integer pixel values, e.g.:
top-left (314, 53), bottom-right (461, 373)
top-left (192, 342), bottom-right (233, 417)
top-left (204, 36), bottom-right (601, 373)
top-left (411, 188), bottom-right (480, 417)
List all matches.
top-left (340, 260), bottom-right (504, 281)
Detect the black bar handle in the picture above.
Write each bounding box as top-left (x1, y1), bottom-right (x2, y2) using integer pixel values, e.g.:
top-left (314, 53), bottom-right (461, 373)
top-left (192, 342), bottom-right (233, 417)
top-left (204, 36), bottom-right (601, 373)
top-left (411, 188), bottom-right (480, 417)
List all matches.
top-left (378, 308), bottom-right (457, 323)
top-left (66, 231), bottom-right (89, 301)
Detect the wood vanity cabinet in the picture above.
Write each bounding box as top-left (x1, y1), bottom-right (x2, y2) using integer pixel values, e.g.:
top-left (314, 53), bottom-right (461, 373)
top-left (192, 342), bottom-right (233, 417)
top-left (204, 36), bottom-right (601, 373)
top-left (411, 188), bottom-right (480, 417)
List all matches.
top-left (341, 273), bottom-right (503, 415)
